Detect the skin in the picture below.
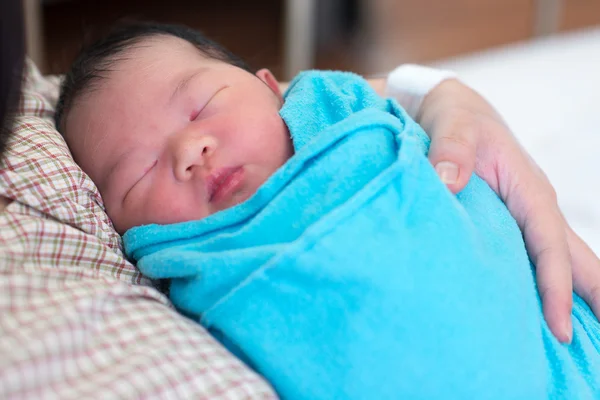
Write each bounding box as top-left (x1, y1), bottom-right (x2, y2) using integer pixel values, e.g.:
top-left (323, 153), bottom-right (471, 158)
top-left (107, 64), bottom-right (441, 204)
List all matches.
top-left (62, 34), bottom-right (600, 343)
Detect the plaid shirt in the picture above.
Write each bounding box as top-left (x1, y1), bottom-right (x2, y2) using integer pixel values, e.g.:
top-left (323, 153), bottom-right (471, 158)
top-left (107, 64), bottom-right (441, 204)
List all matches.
top-left (0, 61), bottom-right (276, 399)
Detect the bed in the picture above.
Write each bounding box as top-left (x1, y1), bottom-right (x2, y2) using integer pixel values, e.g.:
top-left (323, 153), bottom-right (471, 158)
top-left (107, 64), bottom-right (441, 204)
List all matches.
top-left (1, 26), bottom-right (599, 398)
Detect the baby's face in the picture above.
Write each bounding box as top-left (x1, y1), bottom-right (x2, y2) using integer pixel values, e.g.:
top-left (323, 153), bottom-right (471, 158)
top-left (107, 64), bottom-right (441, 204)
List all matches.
top-left (66, 36), bottom-right (293, 234)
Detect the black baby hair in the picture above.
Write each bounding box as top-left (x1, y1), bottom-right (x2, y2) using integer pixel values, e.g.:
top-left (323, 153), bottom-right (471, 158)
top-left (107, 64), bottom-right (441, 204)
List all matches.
top-left (54, 20), bottom-right (254, 134)
top-left (0, 0), bottom-right (25, 157)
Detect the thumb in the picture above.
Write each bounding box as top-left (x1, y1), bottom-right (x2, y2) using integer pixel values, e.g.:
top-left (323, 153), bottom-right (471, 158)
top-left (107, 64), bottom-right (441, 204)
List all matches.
top-left (427, 119), bottom-right (478, 194)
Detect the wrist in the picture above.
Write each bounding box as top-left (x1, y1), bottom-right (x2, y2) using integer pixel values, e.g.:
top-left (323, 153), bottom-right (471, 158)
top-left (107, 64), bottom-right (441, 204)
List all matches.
top-left (367, 78), bottom-right (387, 97)
top-left (416, 78), bottom-right (463, 123)
top-left (418, 78), bottom-right (509, 139)
top-left (385, 64), bottom-right (457, 118)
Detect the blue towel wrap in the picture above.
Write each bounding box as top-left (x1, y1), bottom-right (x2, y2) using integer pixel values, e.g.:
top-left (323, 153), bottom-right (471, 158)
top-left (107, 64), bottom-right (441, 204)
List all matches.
top-left (125, 71), bottom-right (600, 399)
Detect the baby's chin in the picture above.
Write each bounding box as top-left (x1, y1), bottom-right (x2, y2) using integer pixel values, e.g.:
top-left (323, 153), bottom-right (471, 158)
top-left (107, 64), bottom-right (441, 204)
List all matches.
top-left (212, 186), bottom-right (256, 215)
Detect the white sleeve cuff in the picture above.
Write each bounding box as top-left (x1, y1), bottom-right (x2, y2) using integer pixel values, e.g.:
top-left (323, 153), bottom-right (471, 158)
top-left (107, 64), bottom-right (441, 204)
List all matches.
top-left (385, 64), bottom-right (457, 119)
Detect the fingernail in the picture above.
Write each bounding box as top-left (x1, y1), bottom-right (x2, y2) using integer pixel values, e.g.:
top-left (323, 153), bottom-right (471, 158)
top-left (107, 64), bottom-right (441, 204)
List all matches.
top-left (564, 319), bottom-right (573, 344)
top-left (435, 161), bottom-right (459, 184)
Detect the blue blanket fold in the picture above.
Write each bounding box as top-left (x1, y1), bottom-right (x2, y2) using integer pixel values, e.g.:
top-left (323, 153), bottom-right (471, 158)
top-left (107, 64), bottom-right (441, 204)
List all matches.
top-left (124, 71), bottom-right (600, 399)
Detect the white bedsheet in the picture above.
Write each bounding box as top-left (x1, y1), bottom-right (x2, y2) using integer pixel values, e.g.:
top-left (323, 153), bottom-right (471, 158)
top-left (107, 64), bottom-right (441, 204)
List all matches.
top-left (434, 27), bottom-right (600, 255)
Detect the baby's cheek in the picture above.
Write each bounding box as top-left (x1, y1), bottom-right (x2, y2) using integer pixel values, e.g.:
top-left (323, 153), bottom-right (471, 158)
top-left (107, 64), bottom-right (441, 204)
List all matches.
top-left (146, 187), bottom-right (209, 225)
top-left (103, 204), bottom-right (128, 235)
top-left (268, 124), bottom-right (294, 167)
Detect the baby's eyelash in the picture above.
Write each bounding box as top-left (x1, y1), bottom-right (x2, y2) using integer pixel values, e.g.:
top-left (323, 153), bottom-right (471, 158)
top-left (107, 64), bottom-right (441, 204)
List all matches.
top-left (190, 86), bottom-right (228, 121)
top-left (141, 160), bottom-right (158, 176)
top-left (122, 160), bottom-right (157, 204)
top-left (190, 109), bottom-right (201, 121)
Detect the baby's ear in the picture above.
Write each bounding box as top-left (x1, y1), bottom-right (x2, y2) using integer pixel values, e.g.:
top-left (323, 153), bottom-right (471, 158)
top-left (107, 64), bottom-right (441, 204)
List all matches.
top-left (256, 69), bottom-right (283, 102)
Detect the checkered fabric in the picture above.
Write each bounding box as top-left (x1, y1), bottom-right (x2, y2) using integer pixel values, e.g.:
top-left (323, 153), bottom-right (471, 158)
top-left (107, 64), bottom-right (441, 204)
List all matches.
top-left (0, 61), bottom-right (277, 399)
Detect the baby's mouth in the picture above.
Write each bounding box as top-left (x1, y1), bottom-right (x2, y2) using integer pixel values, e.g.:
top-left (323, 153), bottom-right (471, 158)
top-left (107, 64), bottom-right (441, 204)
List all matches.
top-left (206, 166), bottom-right (245, 204)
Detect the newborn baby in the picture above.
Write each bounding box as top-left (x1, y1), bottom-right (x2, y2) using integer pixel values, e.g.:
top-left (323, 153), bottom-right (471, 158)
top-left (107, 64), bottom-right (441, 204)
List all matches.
top-left (56, 22), bottom-right (600, 399)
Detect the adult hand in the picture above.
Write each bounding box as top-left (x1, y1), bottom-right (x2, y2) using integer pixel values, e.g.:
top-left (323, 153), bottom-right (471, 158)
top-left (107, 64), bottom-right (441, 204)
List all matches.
top-left (416, 79), bottom-right (600, 343)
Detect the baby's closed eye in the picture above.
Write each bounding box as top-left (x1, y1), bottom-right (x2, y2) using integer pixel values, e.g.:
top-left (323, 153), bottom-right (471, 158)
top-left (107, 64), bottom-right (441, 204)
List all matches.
top-left (122, 159), bottom-right (158, 204)
top-left (190, 86), bottom-right (228, 121)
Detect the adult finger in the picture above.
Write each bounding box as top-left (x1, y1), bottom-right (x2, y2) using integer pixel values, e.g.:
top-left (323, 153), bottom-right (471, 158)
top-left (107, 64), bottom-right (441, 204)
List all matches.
top-left (512, 184), bottom-right (573, 343)
top-left (426, 111), bottom-right (479, 194)
top-left (568, 226), bottom-right (600, 321)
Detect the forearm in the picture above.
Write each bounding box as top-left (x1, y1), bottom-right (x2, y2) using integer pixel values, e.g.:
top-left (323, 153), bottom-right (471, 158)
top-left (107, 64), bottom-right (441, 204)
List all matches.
top-left (417, 78), bottom-right (507, 133)
top-left (366, 78), bottom-right (387, 98)
top-left (373, 65), bottom-right (458, 121)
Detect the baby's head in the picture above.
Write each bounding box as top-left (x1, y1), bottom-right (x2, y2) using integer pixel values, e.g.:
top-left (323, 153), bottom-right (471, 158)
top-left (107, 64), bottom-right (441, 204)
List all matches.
top-left (56, 22), bottom-right (293, 234)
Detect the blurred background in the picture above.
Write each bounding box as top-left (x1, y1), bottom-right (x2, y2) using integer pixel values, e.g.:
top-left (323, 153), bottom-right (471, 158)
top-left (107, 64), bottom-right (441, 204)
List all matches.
top-left (18, 0), bottom-right (600, 254)
top-left (24, 0), bottom-right (600, 80)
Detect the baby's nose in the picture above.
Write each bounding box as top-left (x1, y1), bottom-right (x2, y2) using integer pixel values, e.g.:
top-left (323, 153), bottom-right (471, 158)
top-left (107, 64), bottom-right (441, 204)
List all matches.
top-left (173, 133), bottom-right (218, 182)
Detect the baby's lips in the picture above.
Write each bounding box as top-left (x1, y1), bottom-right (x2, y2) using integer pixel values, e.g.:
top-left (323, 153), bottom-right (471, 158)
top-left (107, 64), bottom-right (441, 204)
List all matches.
top-left (206, 166), bottom-right (244, 203)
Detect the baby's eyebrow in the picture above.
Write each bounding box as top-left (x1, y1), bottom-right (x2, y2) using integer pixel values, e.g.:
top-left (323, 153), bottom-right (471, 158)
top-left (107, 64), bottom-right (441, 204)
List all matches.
top-left (169, 68), bottom-right (206, 104)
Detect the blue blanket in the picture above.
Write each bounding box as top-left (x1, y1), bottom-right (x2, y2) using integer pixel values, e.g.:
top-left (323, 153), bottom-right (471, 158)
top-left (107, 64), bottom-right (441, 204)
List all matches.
top-left (124, 71), bottom-right (600, 399)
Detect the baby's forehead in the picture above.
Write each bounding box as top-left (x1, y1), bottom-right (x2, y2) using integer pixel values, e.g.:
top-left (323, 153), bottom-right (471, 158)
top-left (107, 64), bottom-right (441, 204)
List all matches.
top-left (127, 34), bottom-right (206, 63)
top-left (96, 37), bottom-right (205, 91)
